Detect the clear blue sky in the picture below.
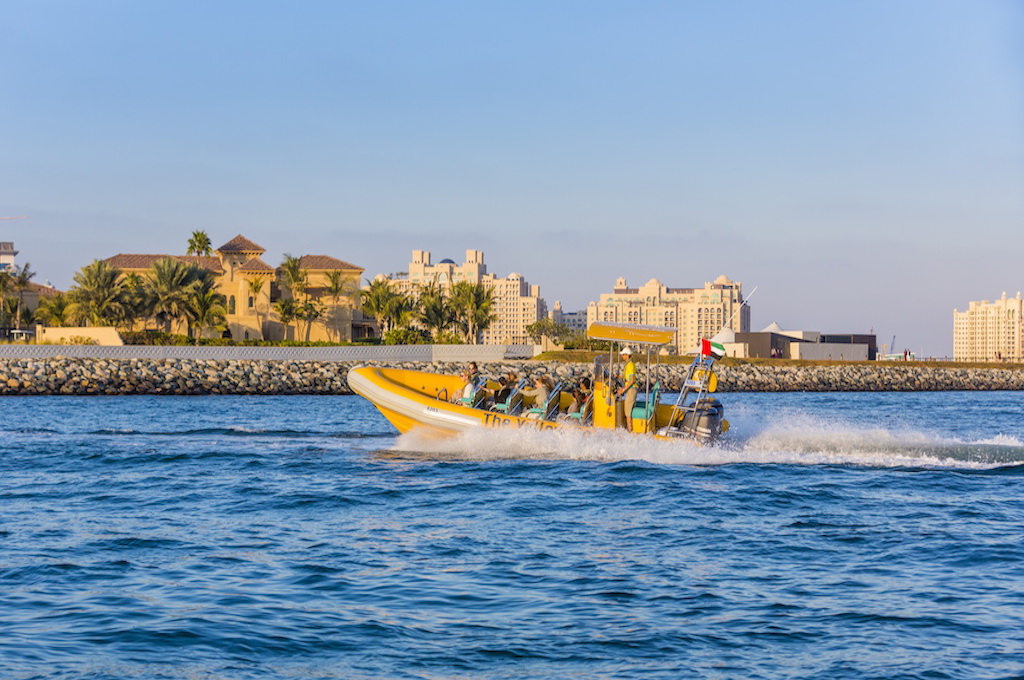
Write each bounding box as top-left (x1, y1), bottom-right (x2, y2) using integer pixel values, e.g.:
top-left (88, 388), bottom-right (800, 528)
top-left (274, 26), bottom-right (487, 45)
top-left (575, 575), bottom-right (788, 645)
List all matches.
top-left (2, 1), bottom-right (1022, 357)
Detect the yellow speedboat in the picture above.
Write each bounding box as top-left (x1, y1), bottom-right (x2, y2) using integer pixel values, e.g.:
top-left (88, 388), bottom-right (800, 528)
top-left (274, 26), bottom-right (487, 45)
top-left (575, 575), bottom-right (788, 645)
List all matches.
top-left (348, 322), bottom-right (728, 443)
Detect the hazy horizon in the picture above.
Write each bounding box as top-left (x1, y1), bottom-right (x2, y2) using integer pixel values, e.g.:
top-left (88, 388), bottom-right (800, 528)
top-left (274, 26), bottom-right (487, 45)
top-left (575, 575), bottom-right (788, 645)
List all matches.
top-left (3, 1), bottom-right (1022, 357)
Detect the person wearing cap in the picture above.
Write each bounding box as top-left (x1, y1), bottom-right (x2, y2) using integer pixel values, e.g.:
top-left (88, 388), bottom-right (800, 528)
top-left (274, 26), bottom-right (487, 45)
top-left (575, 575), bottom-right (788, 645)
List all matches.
top-left (615, 347), bottom-right (638, 431)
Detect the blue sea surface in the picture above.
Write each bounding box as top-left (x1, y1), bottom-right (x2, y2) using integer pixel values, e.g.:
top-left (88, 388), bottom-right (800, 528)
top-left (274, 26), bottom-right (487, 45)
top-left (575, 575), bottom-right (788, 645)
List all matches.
top-left (2, 391), bottom-right (1023, 679)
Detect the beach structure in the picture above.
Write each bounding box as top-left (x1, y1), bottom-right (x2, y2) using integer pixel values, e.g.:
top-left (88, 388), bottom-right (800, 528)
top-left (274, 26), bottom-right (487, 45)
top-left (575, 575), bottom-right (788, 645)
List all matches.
top-left (379, 249), bottom-right (547, 344)
top-left (715, 323), bottom-right (876, 360)
top-left (587, 275), bottom-right (750, 354)
top-left (0, 242), bottom-right (18, 273)
top-left (103, 235), bottom-right (366, 342)
top-left (954, 292), bottom-right (1023, 362)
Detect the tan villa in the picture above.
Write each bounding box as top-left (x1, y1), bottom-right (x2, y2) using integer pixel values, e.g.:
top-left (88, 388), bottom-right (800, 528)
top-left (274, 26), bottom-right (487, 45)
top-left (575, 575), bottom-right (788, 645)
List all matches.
top-left (104, 235), bottom-right (367, 342)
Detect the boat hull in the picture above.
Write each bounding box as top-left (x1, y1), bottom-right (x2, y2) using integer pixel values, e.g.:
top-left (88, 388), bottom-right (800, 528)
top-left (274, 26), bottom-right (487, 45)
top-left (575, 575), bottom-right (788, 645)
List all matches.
top-left (348, 366), bottom-right (724, 443)
top-left (347, 366), bottom-right (561, 438)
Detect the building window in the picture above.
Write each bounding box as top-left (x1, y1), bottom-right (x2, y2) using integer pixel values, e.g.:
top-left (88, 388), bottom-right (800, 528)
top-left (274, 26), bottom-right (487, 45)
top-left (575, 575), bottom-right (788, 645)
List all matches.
top-left (248, 296), bottom-right (255, 309)
top-left (228, 296), bottom-right (236, 315)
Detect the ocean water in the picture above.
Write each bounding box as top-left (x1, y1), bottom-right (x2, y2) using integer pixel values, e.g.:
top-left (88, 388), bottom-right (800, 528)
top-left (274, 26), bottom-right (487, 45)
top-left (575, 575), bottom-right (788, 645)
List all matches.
top-left (2, 391), bottom-right (1023, 680)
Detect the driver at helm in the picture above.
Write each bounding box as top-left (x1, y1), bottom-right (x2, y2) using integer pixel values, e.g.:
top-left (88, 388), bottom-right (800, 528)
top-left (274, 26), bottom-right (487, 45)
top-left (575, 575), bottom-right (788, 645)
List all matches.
top-left (615, 346), bottom-right (638, 431)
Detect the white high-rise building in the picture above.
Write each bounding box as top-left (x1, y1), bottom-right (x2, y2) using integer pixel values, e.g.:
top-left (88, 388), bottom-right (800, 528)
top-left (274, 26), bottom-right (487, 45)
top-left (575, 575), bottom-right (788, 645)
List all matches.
top-left (587, 275), bottom-right (749, 353)
top-left (954, 292), bottom-right (1024, 362)
top-left (386, 249), bottom-right (547, 344)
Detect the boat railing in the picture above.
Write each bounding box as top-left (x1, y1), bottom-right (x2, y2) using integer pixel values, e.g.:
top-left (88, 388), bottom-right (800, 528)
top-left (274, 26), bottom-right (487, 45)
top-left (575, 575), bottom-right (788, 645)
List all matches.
top-left (668, 355), bottom-right (718, 432)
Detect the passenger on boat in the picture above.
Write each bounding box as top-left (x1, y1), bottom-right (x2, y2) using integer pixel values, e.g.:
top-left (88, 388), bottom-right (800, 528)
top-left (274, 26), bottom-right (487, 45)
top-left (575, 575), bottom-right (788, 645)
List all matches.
top-left (520, 376), bottom-right (551, 410)
top-left (451, 362), bottom-right (481, 403)
top-left (615, 347), bottom-right (638, 431)
top-left (567, 376), bottom-right (592, 415)
top-left (492, 376), bottom-right (512, 405)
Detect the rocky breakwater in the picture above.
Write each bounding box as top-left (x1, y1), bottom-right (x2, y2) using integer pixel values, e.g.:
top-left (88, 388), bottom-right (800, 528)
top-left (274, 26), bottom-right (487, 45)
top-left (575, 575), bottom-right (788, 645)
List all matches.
top-left (0, 357), bottom-right (349, 395)
top-left (1, 357), bottom-right (1024, 396)
top-left (715, 363), bottom-right (1024, 391)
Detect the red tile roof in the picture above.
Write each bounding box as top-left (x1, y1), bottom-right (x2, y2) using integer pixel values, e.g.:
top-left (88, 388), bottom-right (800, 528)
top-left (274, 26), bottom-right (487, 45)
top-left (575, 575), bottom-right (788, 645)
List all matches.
top-left (103, 254), bottom-right (225, 274)
top-left (216, 235), bottom-right (265, 253)
top-left (294, 255), bottom-right (363, 271)
top-left (28, 281), bottom-right (62, 297)
top-left (238, 257), bottom-right (274, 273)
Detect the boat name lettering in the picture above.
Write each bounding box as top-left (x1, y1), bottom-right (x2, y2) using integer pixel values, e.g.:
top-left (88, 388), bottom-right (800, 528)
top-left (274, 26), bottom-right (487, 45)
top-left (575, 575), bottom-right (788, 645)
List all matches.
top-left (482, 412), bottom-right (557, 431)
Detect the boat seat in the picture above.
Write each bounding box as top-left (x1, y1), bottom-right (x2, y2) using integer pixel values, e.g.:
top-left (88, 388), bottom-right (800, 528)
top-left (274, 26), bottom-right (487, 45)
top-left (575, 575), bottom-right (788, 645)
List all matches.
top-left (631, 382), bottom-right (661, 422)
top-left (565, 393), bottom-right (594, 425)
top-left (527, 380), bottom-right (569, 421)
top-left (491, 379), bottom-right (528, 415)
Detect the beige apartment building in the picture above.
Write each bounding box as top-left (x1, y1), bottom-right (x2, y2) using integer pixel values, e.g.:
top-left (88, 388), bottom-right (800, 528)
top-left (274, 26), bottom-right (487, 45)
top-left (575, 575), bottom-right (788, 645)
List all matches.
top-left (587, 275), bottom-right (750, 353)
top-left (386, 249), bottom-right (547, 344)
top-left (104, 235), bottom-right (365, 342)
top-left (953, 292), bottom-right (1023, 362)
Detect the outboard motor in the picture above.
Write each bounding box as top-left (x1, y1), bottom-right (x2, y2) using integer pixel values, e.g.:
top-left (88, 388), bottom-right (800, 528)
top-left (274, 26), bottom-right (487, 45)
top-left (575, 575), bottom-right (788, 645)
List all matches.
top-left (667, 397), bottom-right (724, 442)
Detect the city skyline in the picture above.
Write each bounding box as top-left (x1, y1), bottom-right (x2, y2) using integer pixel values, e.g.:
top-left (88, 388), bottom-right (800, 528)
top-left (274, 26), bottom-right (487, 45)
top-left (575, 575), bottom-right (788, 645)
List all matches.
top-left (3, 2), bottom-right (1022, 357)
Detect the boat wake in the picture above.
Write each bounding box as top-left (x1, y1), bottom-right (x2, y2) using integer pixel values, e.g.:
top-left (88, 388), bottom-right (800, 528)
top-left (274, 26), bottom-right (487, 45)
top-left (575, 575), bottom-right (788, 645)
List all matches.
top-left (390, 415), bottom-right (1024, 470)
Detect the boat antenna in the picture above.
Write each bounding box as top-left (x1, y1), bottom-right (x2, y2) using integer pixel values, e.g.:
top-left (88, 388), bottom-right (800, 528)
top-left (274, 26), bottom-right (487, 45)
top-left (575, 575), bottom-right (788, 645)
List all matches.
top-left (717, 285), bottom-right (758, 335)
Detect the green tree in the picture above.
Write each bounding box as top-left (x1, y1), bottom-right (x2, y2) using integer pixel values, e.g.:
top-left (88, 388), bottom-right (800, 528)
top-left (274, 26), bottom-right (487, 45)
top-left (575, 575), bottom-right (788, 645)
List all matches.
top-left (273, 298), bottom-right (298, 339)
top-left (144, 258), bottom-right (204, 333)
top-left (279, 254), bottom-right (308, 301)
top-left (247, 277), bottom-right (266, 340)
top-left (186, 230), bottom-right (213, 257)
top-left (0, 270), bottom-right (11, 329)
top-left (11, 263), bottom-right (35, 331)
top-left (525, 318), bottom-right (575, 344)
top-left (189, 278), bottom-right (227, 344)
top-left (34, 292), bottom-right (71, 327)
top-left (278, 254), bottom-right (309, 338)
top-left (296, 300), bottom-right (324, 342)
top-left (67, 260), bottom-right (127, 326)
top-left (416, 279), bottom-right (455, 341)
top-left (119, 273), bottom-right (148, 330)
top-left (322, 270), bottom-right (357, 342)
top-left (360, 277), bottom-right (400, 336)
top-left (450, 281), bottom-right (496, 344)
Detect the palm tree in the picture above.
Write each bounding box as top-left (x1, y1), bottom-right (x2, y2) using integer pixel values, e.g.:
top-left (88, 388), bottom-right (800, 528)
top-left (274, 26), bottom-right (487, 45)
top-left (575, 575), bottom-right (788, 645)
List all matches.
top-left (360, 277), bottom-right (400, 336)
top-left (118, 273), bottom-right (149, 330)
top-left (450, 281), bottom-right (496, 344)
top-left (186, 230), bottom-right (213, 257)
top-left (384, 292), bottom-right (417, 333)
top-left (247, 277), bottom-right (266, 340)
top-left (0, 270), bottom-right (11, 330)
top-left (189, 278), bottom-right (227, 345)
top-left (273, 298), bottom-right (298, 340)
top-left (145, 258), bottom-right (203, 333)
top-left (279, 254), bottom-right (308, 301)
top-left (278, 254), bottom-right (308, 338)
top-left (12, 263), bottom-right (35, 331)
top-left (34, 292), bottom-right (71, 327)
top-left (67, 260), bottom-right (126, 326)
top-left (416, 279), bottom-right (455, 341)
top-left (322, 270), bottom-right (357, 342)
top-left (297, 300), bottom-right (324, 342)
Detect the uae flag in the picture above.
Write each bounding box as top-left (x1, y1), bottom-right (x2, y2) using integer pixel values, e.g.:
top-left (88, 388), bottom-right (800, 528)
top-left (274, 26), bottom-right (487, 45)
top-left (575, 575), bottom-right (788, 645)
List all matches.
top-left (701, 338), bottom-right (726, 358)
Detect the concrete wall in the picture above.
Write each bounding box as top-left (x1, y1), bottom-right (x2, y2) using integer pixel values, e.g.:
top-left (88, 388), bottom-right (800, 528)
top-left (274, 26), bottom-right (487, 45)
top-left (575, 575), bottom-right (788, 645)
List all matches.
top-left (35, 326), bottom-right (124, 346)
top-left (789, 342), bottom-right (869, 361)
